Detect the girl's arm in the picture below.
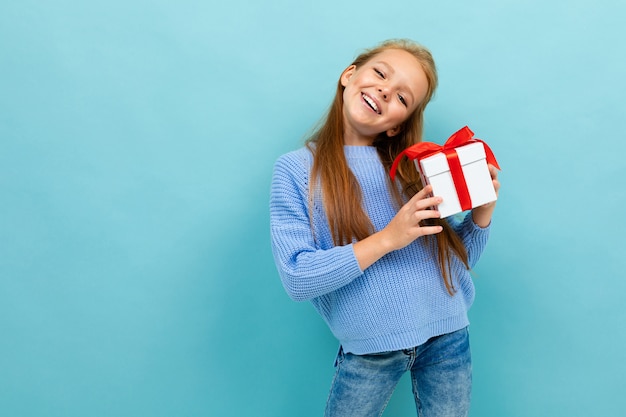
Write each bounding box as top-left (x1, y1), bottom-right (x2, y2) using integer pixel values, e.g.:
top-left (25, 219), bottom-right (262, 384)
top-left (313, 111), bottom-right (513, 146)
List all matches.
top-left (270, 154), bottom-right (363, 301)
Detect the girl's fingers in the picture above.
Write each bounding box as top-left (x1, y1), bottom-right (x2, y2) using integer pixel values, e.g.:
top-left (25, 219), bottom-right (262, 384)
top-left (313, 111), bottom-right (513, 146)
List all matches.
top-left (409, 195), bottom-right (442, 219)
top-left (413, 184), bottom-right (433, 200)
top-left (419, 225), bottom-right (444, 236)
top-left (488, 164), bottom-right (499, 179)
top-left (406, 185), bottom-right (436, 203)
top-left (416, 206), bottom-right (441, 219)
top-left (488, 165), bottom-right (500, 194)
top-left (409, 184), bottom-right (433, 202)
top-left (416, 195), bottom-right (442, 211)
top-left (493, 179), bottom-right (500, 194)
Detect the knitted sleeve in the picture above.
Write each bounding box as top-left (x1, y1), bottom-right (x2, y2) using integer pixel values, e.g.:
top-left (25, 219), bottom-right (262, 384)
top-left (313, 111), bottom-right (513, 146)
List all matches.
top-left (270, 152), bottom-right (363, 301)
top-left (448, 213), bottom-right (491, 268)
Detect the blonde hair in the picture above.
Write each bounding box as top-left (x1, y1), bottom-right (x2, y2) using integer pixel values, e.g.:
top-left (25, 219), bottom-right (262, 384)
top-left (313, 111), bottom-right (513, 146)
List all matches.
top-left (307, 39), bottom-right (468, 295)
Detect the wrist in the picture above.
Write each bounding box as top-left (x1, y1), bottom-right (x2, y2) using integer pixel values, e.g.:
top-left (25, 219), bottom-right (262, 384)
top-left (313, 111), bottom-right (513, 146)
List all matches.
top-left (472, 203), bottom-right (495, 228)
top-left (375, 228), bottom-right (397, 253)
top-left (353, 230), bottom-right (395, 271)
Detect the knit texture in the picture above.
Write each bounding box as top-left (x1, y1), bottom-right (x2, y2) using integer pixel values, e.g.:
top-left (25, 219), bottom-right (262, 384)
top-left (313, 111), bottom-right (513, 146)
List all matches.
top-left (270, 145), bottom-right (490, 354)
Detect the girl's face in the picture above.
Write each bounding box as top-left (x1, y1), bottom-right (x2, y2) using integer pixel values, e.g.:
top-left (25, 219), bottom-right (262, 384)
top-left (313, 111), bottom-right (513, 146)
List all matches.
top-left (340, 48), bottom-right (429, 146)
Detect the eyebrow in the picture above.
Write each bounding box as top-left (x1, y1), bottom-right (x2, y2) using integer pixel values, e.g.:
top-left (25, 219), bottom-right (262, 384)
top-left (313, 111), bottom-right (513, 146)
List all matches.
top-left (373, 60), bottom-right (394, 75)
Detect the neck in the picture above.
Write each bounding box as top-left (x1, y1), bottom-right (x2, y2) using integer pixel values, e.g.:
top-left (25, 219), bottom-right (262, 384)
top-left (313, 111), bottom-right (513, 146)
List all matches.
top-left (343, 127), bottom-right (376, 146)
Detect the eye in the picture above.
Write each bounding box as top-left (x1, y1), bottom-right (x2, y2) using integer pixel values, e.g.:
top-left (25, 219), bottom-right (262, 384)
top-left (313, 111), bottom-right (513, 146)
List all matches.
top-left (374, 68), bottom-right (385, 78)
top-left (398, 94), bottom-right (407, 106)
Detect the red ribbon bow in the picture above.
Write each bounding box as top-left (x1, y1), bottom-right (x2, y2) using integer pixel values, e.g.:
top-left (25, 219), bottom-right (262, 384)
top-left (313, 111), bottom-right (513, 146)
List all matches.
top-left (389, 126), bottom-right (500, 212)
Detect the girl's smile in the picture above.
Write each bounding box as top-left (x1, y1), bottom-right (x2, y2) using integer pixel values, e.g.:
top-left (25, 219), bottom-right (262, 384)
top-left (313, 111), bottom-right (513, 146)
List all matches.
top-left (362, 93), bottom-right (381, 114)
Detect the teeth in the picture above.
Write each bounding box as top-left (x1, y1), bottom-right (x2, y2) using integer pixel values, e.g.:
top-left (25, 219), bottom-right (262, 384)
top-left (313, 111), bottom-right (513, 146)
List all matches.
top-left (363, 94), bottom-right (379, 114)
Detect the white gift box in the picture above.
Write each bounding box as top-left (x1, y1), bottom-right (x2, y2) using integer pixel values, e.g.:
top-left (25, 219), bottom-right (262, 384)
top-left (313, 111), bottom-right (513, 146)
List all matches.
top-left (416, 142), bottom-right (497, 218)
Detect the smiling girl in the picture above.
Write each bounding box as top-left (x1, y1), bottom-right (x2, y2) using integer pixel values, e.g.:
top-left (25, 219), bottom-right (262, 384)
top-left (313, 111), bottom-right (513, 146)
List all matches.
top-left (270, 39), bottom-right (499, 417)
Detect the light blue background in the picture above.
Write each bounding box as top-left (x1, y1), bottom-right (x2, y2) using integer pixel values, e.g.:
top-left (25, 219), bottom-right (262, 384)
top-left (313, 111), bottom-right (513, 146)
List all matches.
top-left (2, 0), bottom-right (625, 416)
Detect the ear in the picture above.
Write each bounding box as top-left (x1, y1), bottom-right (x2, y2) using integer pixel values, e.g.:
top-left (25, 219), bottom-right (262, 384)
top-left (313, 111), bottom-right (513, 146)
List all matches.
top-left (386, 126), bottom-right (402, 137)
top-left (340, 65), bottom-right (357, 87)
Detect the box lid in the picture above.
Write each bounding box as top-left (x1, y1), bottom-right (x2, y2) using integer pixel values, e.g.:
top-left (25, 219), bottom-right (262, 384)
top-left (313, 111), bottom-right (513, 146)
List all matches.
top-left (419, 142), bottom-right (487, 176)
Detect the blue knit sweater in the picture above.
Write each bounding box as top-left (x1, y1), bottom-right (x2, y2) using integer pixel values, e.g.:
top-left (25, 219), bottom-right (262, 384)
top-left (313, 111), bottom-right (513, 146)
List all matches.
top-left (270, 145), bottom-right (490, 354)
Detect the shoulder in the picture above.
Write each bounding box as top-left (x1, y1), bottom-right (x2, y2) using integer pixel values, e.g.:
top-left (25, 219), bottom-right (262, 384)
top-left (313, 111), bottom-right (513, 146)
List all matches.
top-left (275, 146), bottom-right (313, 166)
top-left (273, 147), bottom-right (314, 179)
top-left (270, 147), bottom-right (314, 210)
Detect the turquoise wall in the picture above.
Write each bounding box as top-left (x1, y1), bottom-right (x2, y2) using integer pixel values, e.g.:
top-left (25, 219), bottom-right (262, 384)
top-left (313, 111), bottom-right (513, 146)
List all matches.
top-left (2, 0), bottom-right (625, 416)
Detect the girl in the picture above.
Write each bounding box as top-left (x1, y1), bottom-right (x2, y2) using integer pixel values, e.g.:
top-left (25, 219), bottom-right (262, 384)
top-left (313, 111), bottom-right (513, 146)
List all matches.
top-left (270, 39), bottom-right (499, 417)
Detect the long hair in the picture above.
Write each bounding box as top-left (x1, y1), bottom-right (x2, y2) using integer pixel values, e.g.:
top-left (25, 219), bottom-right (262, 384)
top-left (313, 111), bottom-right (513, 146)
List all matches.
top-left (306, 39), bottom-right (469, 295)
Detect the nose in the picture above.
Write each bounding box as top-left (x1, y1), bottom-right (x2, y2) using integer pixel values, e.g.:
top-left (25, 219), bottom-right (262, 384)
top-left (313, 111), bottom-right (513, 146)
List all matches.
top-left (378, 87), bottom-right (389, 101)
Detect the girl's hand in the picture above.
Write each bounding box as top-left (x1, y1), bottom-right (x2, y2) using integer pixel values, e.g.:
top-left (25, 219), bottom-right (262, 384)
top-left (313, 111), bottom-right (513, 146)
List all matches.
top-left (381, 185), bottom-right (444, 251)
top-left (472, 164), bottom-right (500, 228)
top-left (353, 185), bottom-right (443, 270)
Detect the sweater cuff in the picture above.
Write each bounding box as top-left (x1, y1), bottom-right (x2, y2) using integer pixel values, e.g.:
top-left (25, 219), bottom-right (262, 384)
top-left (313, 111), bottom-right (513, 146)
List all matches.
top-left (348, 243), bottom-right (365, 275)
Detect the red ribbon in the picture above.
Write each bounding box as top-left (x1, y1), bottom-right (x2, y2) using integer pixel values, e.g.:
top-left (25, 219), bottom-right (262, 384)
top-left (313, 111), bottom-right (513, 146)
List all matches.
top-left (389, 126), bottom-right (500, 212)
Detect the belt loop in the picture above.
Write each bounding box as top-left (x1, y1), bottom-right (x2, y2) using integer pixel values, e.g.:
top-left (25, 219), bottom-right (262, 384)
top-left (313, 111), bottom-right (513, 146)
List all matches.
top-left (333, 345), bottom-right (344, 367)
top-left (403, 347), bottom-right (417, 369)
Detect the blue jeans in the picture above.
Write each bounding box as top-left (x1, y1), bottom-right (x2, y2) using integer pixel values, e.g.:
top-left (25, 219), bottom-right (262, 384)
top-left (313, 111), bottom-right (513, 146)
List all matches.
top-left (325, 327), bottom-right (472, 417)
